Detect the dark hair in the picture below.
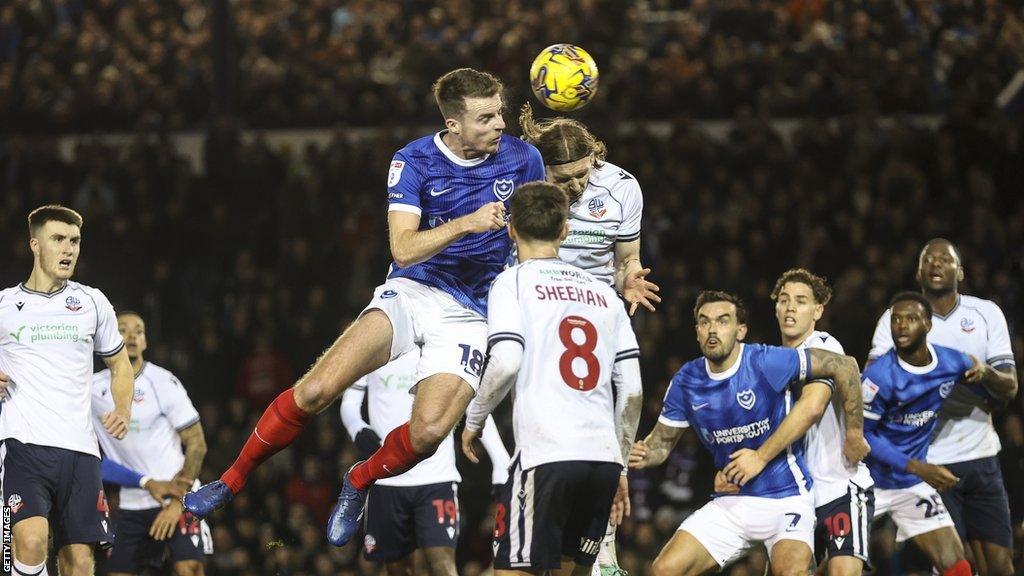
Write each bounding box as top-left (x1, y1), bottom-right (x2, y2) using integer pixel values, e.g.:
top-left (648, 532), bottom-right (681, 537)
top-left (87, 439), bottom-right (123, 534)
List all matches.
top-left (770, 268), bottom-right (833, 305)
top-left (519, 103), bottom-right (607, 166)
top-left (432, 68), bottom-right (503, 119)
top-left (28, 205), bottom-right (83, 236)
top-left (509, 182), bottom-right (569, 242)
top-left (693, 290), bottom-right (748, 324)
top-left (889, 291), bottom-right (933, 317)
top-left (116, 310), bottom-right (144, 321)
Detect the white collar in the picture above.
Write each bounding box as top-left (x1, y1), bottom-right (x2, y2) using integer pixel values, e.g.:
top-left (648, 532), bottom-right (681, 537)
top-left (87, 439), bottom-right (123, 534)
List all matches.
top-left (433, 132), bottom-right (490, 167)
top-left (705, 343), bottom-right (744, 381)
top-left (897, 343), bottom-right (939, 374)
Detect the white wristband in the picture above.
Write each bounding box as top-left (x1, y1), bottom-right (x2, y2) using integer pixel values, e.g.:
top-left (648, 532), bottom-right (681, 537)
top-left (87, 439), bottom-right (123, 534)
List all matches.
top-left (139, 475), bottom-right (152, 489)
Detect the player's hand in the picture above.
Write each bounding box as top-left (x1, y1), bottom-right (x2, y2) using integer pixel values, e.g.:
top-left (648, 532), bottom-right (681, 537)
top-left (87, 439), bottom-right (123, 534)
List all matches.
top-left (723, 448), bottom-right (767, 486)
top-left (962, 355), bottom-right (992, 384)
top-left (714, 470), bottom-right (741, 494)
top-left (628, 441), bottom-right (650, 469)
top-left (171, 472), bottom-right (195, 493)
top-left (908, 460), bottom-right (959, 491)
top-left (623, 268), bottom-right (661, 315)
top-left (102, 409), bottom-right (130, 439)
top-left (149, 499), bottom-right (184, 541)
top-left (461, 428), bottom-right (482, 464)
top-left (354, 427), bottom-right (383, 460)
top-left (0, 370), bottom-right (10, 400)
top-left (144, 479), bottom-right (188, 501)
top-left (609, 475), bottom-right (631, 526)
top-left (843, 431), bottom-right (870, 466)
top-left (464, 202), bottom-right (506, 233)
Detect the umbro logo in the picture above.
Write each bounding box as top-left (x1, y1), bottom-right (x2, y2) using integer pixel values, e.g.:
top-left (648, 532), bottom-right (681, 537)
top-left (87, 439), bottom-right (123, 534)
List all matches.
top-left (15, 302), bottom-right (24, 311)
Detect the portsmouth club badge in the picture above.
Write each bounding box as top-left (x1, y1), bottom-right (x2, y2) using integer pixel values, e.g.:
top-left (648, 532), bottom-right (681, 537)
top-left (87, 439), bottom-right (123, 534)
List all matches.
top-left (493, 178), bottom-right (515, 201)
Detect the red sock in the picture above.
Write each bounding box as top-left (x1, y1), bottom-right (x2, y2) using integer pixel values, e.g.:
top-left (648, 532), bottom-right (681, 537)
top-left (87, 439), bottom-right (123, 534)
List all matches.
top-left (220, 389), bottom-right (312, 493)
top-left (348, 423), bottom-right (423, 490)
top-left (942, 559), bottom-right (971, 576)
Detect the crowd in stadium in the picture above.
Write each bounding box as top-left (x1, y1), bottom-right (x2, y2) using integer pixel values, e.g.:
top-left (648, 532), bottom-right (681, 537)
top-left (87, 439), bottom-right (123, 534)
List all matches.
top-left (1, 0), bottom-right (1024, 575)
top-left (3, 0), bottom-right (1024, 130)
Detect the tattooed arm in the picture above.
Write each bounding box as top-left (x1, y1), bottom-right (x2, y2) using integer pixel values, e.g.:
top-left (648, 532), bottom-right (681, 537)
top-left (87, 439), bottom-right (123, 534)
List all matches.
top-left (807, 348), bottom-right (870, 464)
top-left (174, 421), bottom-right (207, 489)
top-left (628, 421), bottom-right (686, 469)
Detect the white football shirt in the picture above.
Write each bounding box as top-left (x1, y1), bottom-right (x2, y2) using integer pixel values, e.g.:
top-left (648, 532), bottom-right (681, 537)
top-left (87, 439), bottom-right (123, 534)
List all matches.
top-left (342, 350), bottom-right (461, 487)
top-left (797, 331), bottom-right (874, 506)
top-left (0, 282), bottom-right (124, 457)
top-left (868, 294), bottom-right (1015, 463)
top-left (488, 258), bottom-right (640, 469)
top-left (92, 362), bottom-right (200, 510)
top-left (559, 161), bottom-right (643, 287)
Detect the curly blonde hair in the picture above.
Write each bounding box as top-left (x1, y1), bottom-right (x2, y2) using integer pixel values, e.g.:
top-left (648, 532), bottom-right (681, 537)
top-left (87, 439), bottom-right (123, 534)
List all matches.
top-left (519, 103), bottom-right (607, 166)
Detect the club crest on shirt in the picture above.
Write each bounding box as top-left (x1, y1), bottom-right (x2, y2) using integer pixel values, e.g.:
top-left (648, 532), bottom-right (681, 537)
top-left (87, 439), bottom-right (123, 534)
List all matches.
top-left (960, 317), bottom-right (975, 334)
top-left (939, 381), bottom-right (955, 398)
top-left (736, 388), bottom-right (756, 410)
top-left (7, 494), bottom-right (23, 514)
top-left (364, 534), bottom-right (377, 554)
top-left (133, 387), bottom-right (145, 403)
top-left (493, 178), bottom-right (515, 201)
top-left (65, 295), bottom-right (82, 312)
top-left (588, 198), bottom-right (606, 218)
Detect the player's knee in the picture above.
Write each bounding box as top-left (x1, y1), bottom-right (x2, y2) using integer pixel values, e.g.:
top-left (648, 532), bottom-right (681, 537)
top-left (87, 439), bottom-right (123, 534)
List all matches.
top-left (63, 554), bottom-right (94, 576)
top-left (173, 560), bottom-right (205, 576)
top-left (982, 550), bottom-right (1014, 576)
top-left (13, 532), bottom-right (47, 562)
top-left (293, 379), bottom-right (335, 413)
top-left (409, 421), bottom-right (451, 455)
top-left (424, 553), bottom-right (456, 576)
top-left (652, 555), bottom-right (694, 576)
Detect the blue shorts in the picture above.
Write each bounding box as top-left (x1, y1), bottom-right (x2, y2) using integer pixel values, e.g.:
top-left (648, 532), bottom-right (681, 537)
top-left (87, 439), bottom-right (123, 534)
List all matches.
top-left (106, 507), bottom-right (211, 572)
top-left (362, 482), bottom-right (460, 562)
top-left (0, 439), bottom-right (112, 548)
top-left (940, 456), bottom-right (1013, 548)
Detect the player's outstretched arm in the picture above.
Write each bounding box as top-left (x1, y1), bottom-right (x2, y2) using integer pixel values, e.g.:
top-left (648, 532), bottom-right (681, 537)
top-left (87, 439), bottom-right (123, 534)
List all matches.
top-left (629, 422), bottom-right (685, 469)
top-left (102, 347), bottom-right (134, 439)
top-left (863, 418), bottom-right (959, 490)
top-left (963, 355), bottom-right (1018, 402)
top-left (613, 358), bottom-right (644, 466)
top-left (388, 202), bottom-right (506, 268)
top-left (614, 240), bottom-right (660, 315)
top-left (462, 341), bottom-right (522, 462)
top-left (174, 421), bottom-right (208, 491)
top-left (722, 381), bottom-right (832, 486)
top-left (807, 349), bottom-right (870, 464)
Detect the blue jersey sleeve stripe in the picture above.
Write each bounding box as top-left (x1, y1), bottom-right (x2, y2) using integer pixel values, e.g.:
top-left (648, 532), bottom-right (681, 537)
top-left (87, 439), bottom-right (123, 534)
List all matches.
top-left (616, 231), bottom-right (641, 242)
top-left (488, 333), bottom-right (525, 347)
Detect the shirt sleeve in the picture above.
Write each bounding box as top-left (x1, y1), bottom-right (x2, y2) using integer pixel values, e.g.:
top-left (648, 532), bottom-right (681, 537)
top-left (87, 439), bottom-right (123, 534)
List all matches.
top-left (760, 346), bottom-right (810, 393)
top-left (156, 373), bottom-right (201, 431)
top-left (658, 373), bottom-right (690, 428)
top-left (861, 374), bottom-right (886, 422)
top-left (92, 289), bottom-right (124, 357)
top-left (525, 145), bottom-right (545, 183)
top-left (868, 310), bottom-right (893, 362)
top-left (387, 151), bottom-right (425, 216)
top-left (615, 173), bottom-right (643, 242)
top-left (983, 302), bottom-right (1015, 369)
top-left (487, 271), bottom-right (524, 349)
top-left (613, 302), bottom-right (640, 363)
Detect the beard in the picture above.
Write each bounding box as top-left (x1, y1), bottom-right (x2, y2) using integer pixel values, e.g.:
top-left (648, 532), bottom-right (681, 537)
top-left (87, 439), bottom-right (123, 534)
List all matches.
top-left (702, 339), bottom-right (735, 362)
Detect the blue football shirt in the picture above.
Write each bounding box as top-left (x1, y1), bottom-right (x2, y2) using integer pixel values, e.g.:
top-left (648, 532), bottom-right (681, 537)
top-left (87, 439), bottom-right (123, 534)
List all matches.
top-left (385, 132), bottom-right (545, 315)
top-left (660, 343), bottom-right (816, 498)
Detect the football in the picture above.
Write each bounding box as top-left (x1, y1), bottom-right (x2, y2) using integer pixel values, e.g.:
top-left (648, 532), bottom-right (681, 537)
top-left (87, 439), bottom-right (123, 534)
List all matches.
top-left (529, 44), bottom-right (599, 112)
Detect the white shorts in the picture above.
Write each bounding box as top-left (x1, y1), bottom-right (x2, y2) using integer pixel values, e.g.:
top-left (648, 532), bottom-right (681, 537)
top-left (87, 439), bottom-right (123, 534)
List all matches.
top-left (679, 494), bottom-right (816, 567)
top-left (362, 278), bottom-right (487, 390)
top-left (874, 482), bottom-right (955, 543)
